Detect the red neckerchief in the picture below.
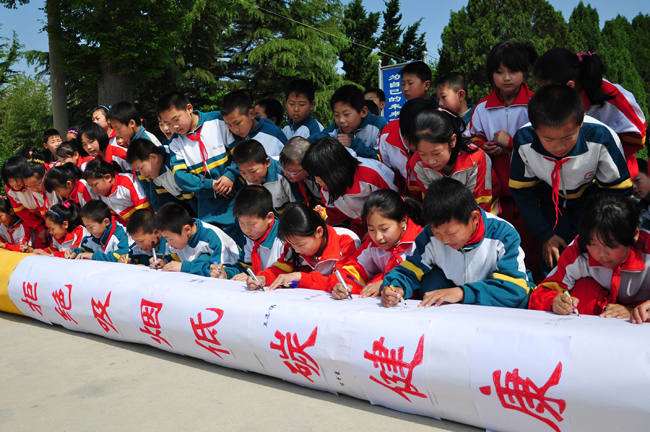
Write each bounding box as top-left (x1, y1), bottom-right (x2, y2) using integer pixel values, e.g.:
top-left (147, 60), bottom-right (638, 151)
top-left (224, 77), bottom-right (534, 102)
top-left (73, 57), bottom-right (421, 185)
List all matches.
top-left (543, 157), bottom-right (570, 229)
top-left (185, 124), bottom-right (210, 180)
top-left (108, 129), bottom-right (116, 139)
top-left (101, 217), bottom-right (118, 252)
top-left (465, 212), bottom-right (486, 247)
top-left (297, 181), bottom-right (309, 207)
top-left (383, 219), bottom-right (419, 272)
top-left (251, 218), bottom-right (275, 273)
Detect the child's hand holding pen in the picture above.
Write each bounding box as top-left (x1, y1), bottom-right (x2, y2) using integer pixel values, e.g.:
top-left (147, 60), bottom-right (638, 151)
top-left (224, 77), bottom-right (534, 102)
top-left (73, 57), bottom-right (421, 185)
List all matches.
top-left (210, 262), bottom-right (227, 279)
top-left (149, 256), bottom-right (165, 270)
top-left (381, 284), bottom-right (404, 308)
top-left (246, 268), bottom-right (266, 291)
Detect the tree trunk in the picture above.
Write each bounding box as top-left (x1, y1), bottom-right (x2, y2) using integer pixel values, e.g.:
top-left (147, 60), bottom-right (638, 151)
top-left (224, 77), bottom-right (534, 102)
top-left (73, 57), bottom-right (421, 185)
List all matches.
top-left (98, 62), bottom-right (134, 106)
top-left (46, 0), bottom-right (68, 135)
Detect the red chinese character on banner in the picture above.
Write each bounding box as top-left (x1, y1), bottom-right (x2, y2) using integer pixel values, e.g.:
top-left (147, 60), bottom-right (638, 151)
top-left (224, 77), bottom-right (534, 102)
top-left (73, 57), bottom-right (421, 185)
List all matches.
top-left (52, 284), bottom-right (78, 324)
top-left (91, 291), bottom-right (118, 334)
top-left (139, 299), bottom-right (172, 348)
top-left (270, 327), bottom-right (320, 382)
top-left (190, 308), bottom-right (230, 359)
top-left (479, 362), bottom-right (566, 432)
top-left (21, 282), bottom-right (42, 315)
top-left (363, 334), bottom-right (427, 402)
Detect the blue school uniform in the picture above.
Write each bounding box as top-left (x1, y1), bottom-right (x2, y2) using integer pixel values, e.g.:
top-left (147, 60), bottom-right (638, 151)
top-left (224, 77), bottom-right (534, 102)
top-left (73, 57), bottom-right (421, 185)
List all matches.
top-left (128, 236), bottom-right (168, 266)
top-left (232, 117), bottom-right (287, 157)
top-left (282, 114), bottom-right (323, 140)
top-left (71, 217), bottom-right (130, 262)
top-left (223, 217), bottom-right (285, 278)
top-left (131, 125), bottom-right (162, 146)
top-left (383, 209), bottom-right (532, 308)
top-left (237, 159), bottom-right (299, 215)
top-left (310, 113), bottom-right (388, 160)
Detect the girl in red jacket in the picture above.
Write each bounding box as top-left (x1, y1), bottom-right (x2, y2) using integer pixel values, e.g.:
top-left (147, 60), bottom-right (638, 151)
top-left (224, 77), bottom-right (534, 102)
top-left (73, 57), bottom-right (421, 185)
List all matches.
top-left (45, 162), bottom-right (98, 207)
top-left (31, 202), bottom-right (85, 258)
top-left (246, 204), bottom-right (360, 291)
top-left (331, 189), bottom-right (423, 300)
top-left (0, 197), bottom-right (34, 252)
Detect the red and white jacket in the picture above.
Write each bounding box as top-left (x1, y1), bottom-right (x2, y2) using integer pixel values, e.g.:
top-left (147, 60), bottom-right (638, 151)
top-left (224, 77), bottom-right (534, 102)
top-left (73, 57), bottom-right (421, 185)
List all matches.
top-left (582, 79), bottom-right (647, 178)
top-left (31, 189), bottom-right (60, 219)
top-left (530, 231), bottom-right (650, 311)
top-left (68, 179), bottom-right (99, 207)
top-left (469, 83), bottom-right (534, 200)
top-left (44, 225), bottom-right (87, 257)
top-left (410, 145), bottom-right (496, 213)
top-left (108, 128), bottom-right (118, 148)
top-left (378, 119), bottom-right (421, 200)
top-left (0, 217), bottom-right (34, 251)
top-left (321, 158), bottom-right (397, 237)
top-left (77, 155), bottom-right (95, 171)
top-left (5, 185), bottom-right (46, 236)
top-left (101, 143), bottom-right (132, 173)
top-left (334, 219), bottom-right (422, 294)
top-left (258, 226), bottom-right (360, 291)
top-left (99, 173), bottom-right (150, 225)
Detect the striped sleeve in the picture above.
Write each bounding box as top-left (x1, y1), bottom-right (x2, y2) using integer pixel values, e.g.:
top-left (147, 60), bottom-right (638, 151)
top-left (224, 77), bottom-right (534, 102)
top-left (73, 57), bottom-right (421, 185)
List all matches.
top-left (382, 227), bottom-right (434, 299)
top-left (334, 237), bottom-right (382, 294)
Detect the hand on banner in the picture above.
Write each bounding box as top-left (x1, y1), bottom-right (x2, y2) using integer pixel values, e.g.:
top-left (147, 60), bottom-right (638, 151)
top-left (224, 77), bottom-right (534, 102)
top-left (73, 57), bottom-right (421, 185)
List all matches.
top-left (118, 254), bottom-right (131, 264)
top-left (331, 282), bottom-right (353, 300)
top-left (75, 252), bottom-right (94, 260)
top-left (210, 263), bottom-right (227, 279)
top-left (21, 245), bottom-right (34, 253)
top-left (31, 249), bottom-right (51, 256)
top-left (64, 249), bottom-right (77, 259)
top-left (552, 292), bottom-right (579, 315)
top-left (630, 300), bottom-right (650, 324)
top-left (381, 285), bottom-right (404, 308)
top-left (360, 280), bottom-right (383, 298)
top-left (213, 176), bottom-right (234, 197)
top-left (600, 303), bottom-right (632, 319)
top-left (419, 287), bottom-right (464, 308)
top-left (246, 274), bottom-right (267, 290)
top-left (268, 272), bottom-right (301, 290)
top-left (543, 235), bottom-right (567, 270)
top-left (162, 261), bottom-right (182, 272)
top-left (231, 273), bottom-right (249, 282)
top-left (149, 257), bottom-right (166, 270)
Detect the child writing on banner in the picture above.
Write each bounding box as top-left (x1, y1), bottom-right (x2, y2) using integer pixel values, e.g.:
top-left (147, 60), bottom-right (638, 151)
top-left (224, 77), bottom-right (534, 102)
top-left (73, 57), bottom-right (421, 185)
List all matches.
top-left (211, 186), bottom-right (285, 280)
top-left (534, 48), bottom-right (646, 178)
top-left (83, 159), bottom-right (150, 225)
top-left (0, 197), bottom-right (34, 252)
top-left (245, 204), bottom-right (360, 291)
top-left (92, 105), bottom-right (117, 147)
top-left (255, 98), bottom-right (284, 127)
top-left (279, 137), bottom-right (322, 208)
top-left (222, 90), bottom-right (287, 157)
top-left (156, 90), bottom-right (242, 245)
top-left (29, 202), bottom-right (86, 257)
top-left (382, 177), bottom-right (532, 309)
top-left (510, 85), bottom-right (632, 274)
top-left (1, 156), bottom-right (48, 248)
top-left (301, 136), bottom-right (397, 238)
top-left (106, 101), bottom-right (162, 148)
top-left (530, 193), bottom-right (650, 318)
top-left (330, 190), bottom-right (423, 299)
top-left (120, 209), bottom-right (167, 265)
top-left (282, 79), bottom-right (323, 140)
top-left (436, 72), bottom-right (476, 130)
top-left (151, 203), bottom-right (239, 276)
top-left (44, 163), bottom-right (98, 207)
top-left (232, 139), bottom-right (298, 215)
top-left (79, 122), bottom-right (131, 173)
top-left (310, 84), bottom-right (387, 160)
top-left (66, 200), bottom-right (129, 262)
top-left (409, 106), bottom-right (495, 213)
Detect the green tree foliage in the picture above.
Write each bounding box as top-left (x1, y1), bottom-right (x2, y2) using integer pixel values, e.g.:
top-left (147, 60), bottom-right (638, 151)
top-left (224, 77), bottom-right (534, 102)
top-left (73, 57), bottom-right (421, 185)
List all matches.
top-left (341, 0), bottom-right (380, 88)
top-left (628, 14), bottom-right (650, 117)
top-left (0, 25), bottom-right (21, 93)
top-left (567, 1), bottom-right (600, 52)
top-left (398, 18), bottom-right (426, 63)
top-left (378, 0), bottom-right (403, 66)
top-left (437, 0), bottom-right (570, 102)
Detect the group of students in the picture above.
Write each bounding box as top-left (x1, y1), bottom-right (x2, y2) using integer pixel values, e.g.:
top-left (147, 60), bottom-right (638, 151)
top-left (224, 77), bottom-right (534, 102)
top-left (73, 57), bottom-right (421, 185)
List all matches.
top-left (1, 41), bottom-right (650, 324)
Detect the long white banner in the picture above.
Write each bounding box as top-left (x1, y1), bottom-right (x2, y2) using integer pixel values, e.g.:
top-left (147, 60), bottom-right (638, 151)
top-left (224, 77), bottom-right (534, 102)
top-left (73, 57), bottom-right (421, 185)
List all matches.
top-left (7, 256), bottom-right (650, 431)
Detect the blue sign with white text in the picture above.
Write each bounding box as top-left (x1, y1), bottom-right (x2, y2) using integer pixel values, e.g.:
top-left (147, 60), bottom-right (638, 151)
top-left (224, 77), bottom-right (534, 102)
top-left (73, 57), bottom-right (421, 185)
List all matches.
top-left (381, 64), bottom-right (406, 122)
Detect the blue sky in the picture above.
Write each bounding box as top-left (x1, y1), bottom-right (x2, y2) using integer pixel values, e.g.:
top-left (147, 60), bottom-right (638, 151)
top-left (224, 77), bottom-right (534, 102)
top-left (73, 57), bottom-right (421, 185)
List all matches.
top-left (1, 0), bottom-right (649, 74)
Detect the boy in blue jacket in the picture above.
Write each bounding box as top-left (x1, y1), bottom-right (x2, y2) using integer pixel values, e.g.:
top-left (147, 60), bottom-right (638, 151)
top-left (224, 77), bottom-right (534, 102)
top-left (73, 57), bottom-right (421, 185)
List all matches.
top-left (66, 200), bottom-right (129, 262)
top-left (151, 203), bottom-right (239, 277)
top-left (309, 84), bottom-right (388, 160)
top-left (382, 177), bottom-right (532, 309)
top-left (121, 209), bottom-right (168, 265)
top-left (282, 79), bottom-right (324, 139)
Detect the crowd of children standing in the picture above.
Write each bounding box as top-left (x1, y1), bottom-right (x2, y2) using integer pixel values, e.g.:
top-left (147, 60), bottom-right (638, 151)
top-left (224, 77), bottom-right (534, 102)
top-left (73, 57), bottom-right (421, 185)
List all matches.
top-left (2, 41), bottom-right (650, 324)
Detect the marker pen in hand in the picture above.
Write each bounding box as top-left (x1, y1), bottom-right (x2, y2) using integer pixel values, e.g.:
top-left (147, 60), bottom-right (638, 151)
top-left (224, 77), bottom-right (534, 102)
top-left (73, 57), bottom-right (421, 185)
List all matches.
top-left (151, 241), bottom-right (159, 270)
top-left (246, 268), bottom-right (265, 291)
top-left (334, 269), bottom-right (353, 299)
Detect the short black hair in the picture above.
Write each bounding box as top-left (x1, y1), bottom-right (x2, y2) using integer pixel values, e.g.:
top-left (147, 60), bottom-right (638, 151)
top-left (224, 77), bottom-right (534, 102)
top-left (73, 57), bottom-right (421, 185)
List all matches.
top-left (578, 193), bottom-right (639, 252)
top-left (412, 107), bottom-right (473, 167)
top-left (528, 84), bottom-right (585, 130)
top-left (126, 138), bottom-right (164, 164)
top-left (153, 203), bottom-right (195, 234)
top-left (399, 98), bottom-right (439, 140)
top-left (155, 90), bottom-right (191, 117)
top-left (232, 139), bottom-right (269, 166)
top-left (21, 155), bottom-right (47, 180)
top-left (423, 177), bottom-right (477, 227)
top-left (400, 61), bottom-right (432, 84)
top-left (106, 101), bottom-right (142, 126)
top-left (0, 196), bottom-right (13, 214)
top-left (365, 100), bottom-right (380, 116)
top-left (46, 203), bottom-right (82, 232)
top-left (637, 158), bottom-right (648, 176)
top-left (56, 141), bottom-right (80, 159)
top-left (486, 41), bottom-right (538, 86)
top-left (79, 122), bottom-right (110, 151)
top-left (1, 156), bottom-right (28, 184)
top-left (92, 105), bottom-right (110, 117)
top-left (233, 185), bottom-right (274, 219)
top-left (222, 90), bottom-right (253, 116)
top-left (280, 137), bottom-right (311, 166)
top-left (126, 209), bottom-right (156, 235)
top-left (44, 162), bottom-right (83, 192)
top-left (285, 79), bottom-right (316, 102)
top-left (302, 136), bottom-right (359, 203)
top-left (256, 98), bottom-right (284, 126)
top-left (15, 145), bottom-right (40, 159)
top-left (362, 189), bottom-right (423, 227)
top-left (83, 158), bottom-right (116, 181)
top-left (80, 200), bottom-right (112, 224)
top-left (43, 129), bottom-right (61, 143)
top-left (436, 72), bottom-right (468, 95)
top-left (364, 87), bottom-right (386, 103)
top-left (330, 84), bottom-right (365, 112)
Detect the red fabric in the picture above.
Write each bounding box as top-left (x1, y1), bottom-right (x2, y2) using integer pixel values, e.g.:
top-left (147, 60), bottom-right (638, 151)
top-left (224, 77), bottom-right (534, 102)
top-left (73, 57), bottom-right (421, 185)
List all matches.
top-left (543, 157), bottom-right (570, 229)
top-left (465, 210), bottom-right (485, 246)
top-left (185, 126), bottom-right (209, 179)
top-left (251, 218), bottom-right (275, 274)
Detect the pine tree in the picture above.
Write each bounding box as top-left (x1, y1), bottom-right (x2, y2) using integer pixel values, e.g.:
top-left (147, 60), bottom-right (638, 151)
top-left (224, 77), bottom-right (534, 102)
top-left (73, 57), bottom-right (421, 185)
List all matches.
top-left (378, 0), bottom-right (403, 66)
top-left (567, 1), bottom-right (601, 52)
top-left (398, 19), bottom-right (426, 62)
top-left (629, 14), bottom-right (650, 117)
top-left (340, 0), bottom-right (380, 88)
top-left (0, 25), bottom-right (21, 92)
